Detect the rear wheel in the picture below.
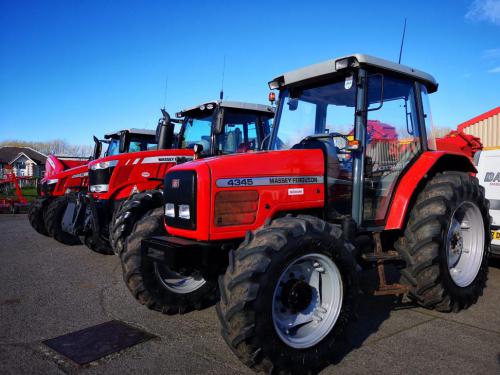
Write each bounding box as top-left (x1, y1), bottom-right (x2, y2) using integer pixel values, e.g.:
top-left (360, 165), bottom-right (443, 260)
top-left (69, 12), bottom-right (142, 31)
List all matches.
top-left (395, 171), bottom-right (490, 312)
top-left (44, 196), bottom-right (81, 245)
top-left (28, 197), bottom-right (52, 236)
top-left (120, 207), bottom-right (217, 314)
top-left (110, 190), bottom-right (162, 255)
top-left (217, 215), bottom-right (358, 374)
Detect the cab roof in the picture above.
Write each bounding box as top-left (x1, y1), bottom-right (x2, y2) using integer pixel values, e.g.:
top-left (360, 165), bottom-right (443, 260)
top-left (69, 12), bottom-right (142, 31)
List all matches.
top-left (177, 100), bottom-right (275, 118)
top-left (104, 128), bottom-right (156, 139)
top-left (270, 53), bottom-right (438, 93)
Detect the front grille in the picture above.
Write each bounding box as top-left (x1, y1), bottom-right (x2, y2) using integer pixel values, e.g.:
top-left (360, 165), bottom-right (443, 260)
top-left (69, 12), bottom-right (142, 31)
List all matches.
top-left (89, 167), bottom-right (114, 187)
top-left (163, 170), bottom-right (197, 229)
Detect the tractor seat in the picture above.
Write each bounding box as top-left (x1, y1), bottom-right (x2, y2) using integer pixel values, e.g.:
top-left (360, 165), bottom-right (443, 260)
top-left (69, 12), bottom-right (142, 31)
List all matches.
top-left (292, 137), bottom-right (341, 179)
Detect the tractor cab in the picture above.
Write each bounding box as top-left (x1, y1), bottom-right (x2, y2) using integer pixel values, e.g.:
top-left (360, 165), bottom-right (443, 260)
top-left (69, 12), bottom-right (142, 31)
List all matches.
top-left (267, 54), bottom-right (440, 227)
top-left (99, 128), bottom-right (159, 157)
top-left (174, 100), bottom-right (274, 157)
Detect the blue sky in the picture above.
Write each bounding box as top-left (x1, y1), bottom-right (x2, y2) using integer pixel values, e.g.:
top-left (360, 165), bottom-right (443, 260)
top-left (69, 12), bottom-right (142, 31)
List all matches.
top-left (1, 0), bottom-right (499, 145)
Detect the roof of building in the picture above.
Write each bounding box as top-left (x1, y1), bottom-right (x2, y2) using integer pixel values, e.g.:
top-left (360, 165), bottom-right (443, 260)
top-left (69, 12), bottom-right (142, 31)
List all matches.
top-left (178, 100), bottom-right (275, 117)
top-left (104, 128), bottom-right (157, 139)
top-left (457, 106), bottom-right (500, 131)
top-left (271, 53), bottom-right (438, 93)
top-left (0, 146), bottom-right (47, 165)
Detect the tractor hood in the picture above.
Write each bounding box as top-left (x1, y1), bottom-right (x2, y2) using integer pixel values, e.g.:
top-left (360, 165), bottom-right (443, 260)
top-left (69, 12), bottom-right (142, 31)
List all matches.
top-left (164, 149), bottom-right (326, 241)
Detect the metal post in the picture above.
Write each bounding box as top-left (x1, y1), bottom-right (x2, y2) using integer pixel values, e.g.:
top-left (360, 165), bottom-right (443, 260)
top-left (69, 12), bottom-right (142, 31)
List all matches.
top-left (352, 69), bottom-right (367, 225)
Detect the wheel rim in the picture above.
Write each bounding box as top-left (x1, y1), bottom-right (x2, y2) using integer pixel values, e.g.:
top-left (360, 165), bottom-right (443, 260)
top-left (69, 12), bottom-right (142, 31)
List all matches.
top-left (153, 263), bottom-right (206, 294)
top-left (272, 253), bottom-right (343, 349)
top-left (446, 201), bottom-right (485, 287)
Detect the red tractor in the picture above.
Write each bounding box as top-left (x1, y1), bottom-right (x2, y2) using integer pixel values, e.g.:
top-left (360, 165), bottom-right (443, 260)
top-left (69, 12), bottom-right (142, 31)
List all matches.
top-left (120, 54), bottom-right (491, 374)
top-left (60, 102), bottom-right (274, 255)
top-left (28, 129), bottom-right (158, 245)
top-left (28, 154), bottom-right (89, 237)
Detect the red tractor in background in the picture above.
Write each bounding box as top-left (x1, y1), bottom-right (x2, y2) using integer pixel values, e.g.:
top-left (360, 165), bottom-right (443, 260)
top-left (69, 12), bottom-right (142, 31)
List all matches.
top-left (28, 154), bottom-right (89, 237)
top-left (28, 129), bottom-right (158, 245)
top-left (60, 102), bottom-right (274, 256)
top-left (46, 128), bottom-right (159, 247)
top-left (119, 54), bottom-right (490, 374)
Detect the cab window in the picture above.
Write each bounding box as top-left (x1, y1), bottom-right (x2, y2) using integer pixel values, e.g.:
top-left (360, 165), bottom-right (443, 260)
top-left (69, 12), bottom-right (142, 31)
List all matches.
top-left (218, 111), bottom-right (263, 154)
top-left (363, 75), bottom-right (421, 224)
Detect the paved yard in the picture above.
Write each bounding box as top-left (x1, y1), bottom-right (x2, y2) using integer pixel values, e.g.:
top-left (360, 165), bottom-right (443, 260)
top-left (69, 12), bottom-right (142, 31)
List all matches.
top-left (0, 214), bottom-right (499, 374)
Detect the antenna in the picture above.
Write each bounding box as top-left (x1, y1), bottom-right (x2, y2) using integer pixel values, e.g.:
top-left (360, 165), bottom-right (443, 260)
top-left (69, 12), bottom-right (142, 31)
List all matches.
top-left (398, 18), bottom-right (407, 64)
top-left (163, 76), bottom-right (169, 109)
top-left (220, 55), bottom-right (226, 100)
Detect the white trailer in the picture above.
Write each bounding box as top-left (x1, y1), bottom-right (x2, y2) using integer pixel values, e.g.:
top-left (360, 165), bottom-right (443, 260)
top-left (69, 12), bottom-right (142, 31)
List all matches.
top-left (475, 148), bottom-right (500, 256)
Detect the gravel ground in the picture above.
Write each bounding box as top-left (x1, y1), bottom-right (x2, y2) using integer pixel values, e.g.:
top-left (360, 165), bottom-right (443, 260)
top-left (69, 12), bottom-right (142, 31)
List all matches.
top-left (1, 214), bottom-right (499, 374)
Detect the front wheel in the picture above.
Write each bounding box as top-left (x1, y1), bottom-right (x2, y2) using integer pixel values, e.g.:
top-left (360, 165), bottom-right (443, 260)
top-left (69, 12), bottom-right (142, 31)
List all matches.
top-left (120, 207), bottom-right (217, 314)
top-left (217, 215), bottom-right (358, 374)
top-left (44, 196), bottom-right (81, 245)
top-left (28, 197), bottom-right (52, 236)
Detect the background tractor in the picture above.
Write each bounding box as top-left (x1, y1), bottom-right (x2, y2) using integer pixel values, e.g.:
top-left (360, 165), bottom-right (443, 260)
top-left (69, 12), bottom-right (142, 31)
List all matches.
top-left (125, 54), bottom-right (490, 374)
top-left (28, 129), bottom-right (157, 245)
top-left (61, 102), bottom-right (274, 256)
top-left (28, 154), bottom-right (90, 237)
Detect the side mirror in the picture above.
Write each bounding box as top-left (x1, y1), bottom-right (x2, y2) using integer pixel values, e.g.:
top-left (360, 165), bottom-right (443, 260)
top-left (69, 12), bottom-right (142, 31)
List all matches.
top-left (119, 131), bottom-right (129, 154)
top-left (193, 144), bottom-right (203, 160)
top-left (92, 136), bottom-right (102, 160)
top-left (288, 98), bottom-right (298, 111)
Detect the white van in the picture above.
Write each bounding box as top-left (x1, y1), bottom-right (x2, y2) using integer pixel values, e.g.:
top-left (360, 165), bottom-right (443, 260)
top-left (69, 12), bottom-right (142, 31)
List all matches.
top-left (475, 148), bottom-right (500, 256)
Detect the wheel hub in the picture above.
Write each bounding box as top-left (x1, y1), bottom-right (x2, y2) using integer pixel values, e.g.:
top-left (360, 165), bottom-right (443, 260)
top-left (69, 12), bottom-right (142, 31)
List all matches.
top-left (448, 231), bottom-right (463, 266)
top-left (446, 202), bottom-right (485, 287)
top-left (281, 279), bottom-right (313, 313)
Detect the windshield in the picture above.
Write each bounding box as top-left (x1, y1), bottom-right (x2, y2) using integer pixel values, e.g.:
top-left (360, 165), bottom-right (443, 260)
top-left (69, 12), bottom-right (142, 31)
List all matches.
top-left (106, 139), bottom-right (120, 156)
top-left (271, 77), bottom-right (357, 150)
top-left (217, 110), bottom-right (271, 154)
top-left (180, 114), bottom-right (213, 154)
top-left (128, 135), bottom-right (157, 152)
top-left (105, 135), bottom-right (157, 156)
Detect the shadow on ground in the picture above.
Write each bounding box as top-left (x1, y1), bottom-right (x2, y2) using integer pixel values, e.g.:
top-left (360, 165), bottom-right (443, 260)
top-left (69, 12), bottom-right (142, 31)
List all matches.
top-left (320, 264), bottom-right (418, 373)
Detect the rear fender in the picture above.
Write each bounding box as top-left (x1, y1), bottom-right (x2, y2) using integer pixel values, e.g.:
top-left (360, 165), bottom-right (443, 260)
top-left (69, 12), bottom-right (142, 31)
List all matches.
top-left (385, 151), bottom-right (476, 230)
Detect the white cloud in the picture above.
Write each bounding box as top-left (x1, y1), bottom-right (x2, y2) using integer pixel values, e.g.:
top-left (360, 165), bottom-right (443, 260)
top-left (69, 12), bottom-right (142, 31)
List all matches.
top-left (488, 66), bottom-right (500, 73)
top-left (482, 48), bottom-right (500, 58)
top-left (466, 0), bottom-right (500, 25)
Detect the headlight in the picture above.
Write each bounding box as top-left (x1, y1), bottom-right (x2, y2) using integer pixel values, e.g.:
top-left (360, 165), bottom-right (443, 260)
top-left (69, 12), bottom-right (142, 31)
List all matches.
top-left (47, 179), bottom-right (59, 184)
top-left (90, 184), bottom-right (109, 193)
top-left (178, 204), bottom-right (190, 220)
top-left (165, 203), bottom-right (175, 218)
top-left (90, 160), bottom-right (118, 170)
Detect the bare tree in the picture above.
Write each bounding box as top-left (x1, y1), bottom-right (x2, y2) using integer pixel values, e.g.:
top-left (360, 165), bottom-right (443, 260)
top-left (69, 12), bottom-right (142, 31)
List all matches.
top-left (0, 139), bottom-right (93, 157)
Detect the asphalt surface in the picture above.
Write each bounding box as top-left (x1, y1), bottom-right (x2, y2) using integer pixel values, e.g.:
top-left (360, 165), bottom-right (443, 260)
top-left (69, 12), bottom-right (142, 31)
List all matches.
top-left (1, 214), bottom-right (499, 375)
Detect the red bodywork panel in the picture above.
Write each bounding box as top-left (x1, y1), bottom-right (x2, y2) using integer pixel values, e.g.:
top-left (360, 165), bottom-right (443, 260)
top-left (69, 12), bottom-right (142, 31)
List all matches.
top-left (88, 149), bottom-right (194, 201)
top-left (435, 130), bottom-right (482, 159)
top-left (43, 155), bottom-right (88, 182)
top-left (50, 164), bottom-right (89, 197)
top-left (166, 149), bottom-right (477, 241)
top-left (166, 150), bottom-right (325, 241)
top-left (385, 151), bottom-right (476, 230)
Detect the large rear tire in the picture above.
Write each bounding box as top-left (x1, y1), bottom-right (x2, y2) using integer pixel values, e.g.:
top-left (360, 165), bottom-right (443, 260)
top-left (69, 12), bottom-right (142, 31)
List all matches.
top-left (395, 171), bottom-right (490, 312)
top-left (110, 190), bottom-right (162, 255)
top-left (217, 215), bottom-right (358, 374)
top-left (44, 196), bottom-right (81, 245)
top-left (120, 207), bottom-right (217, 314)
top-left (28, 197), bottom-right (52, 236)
